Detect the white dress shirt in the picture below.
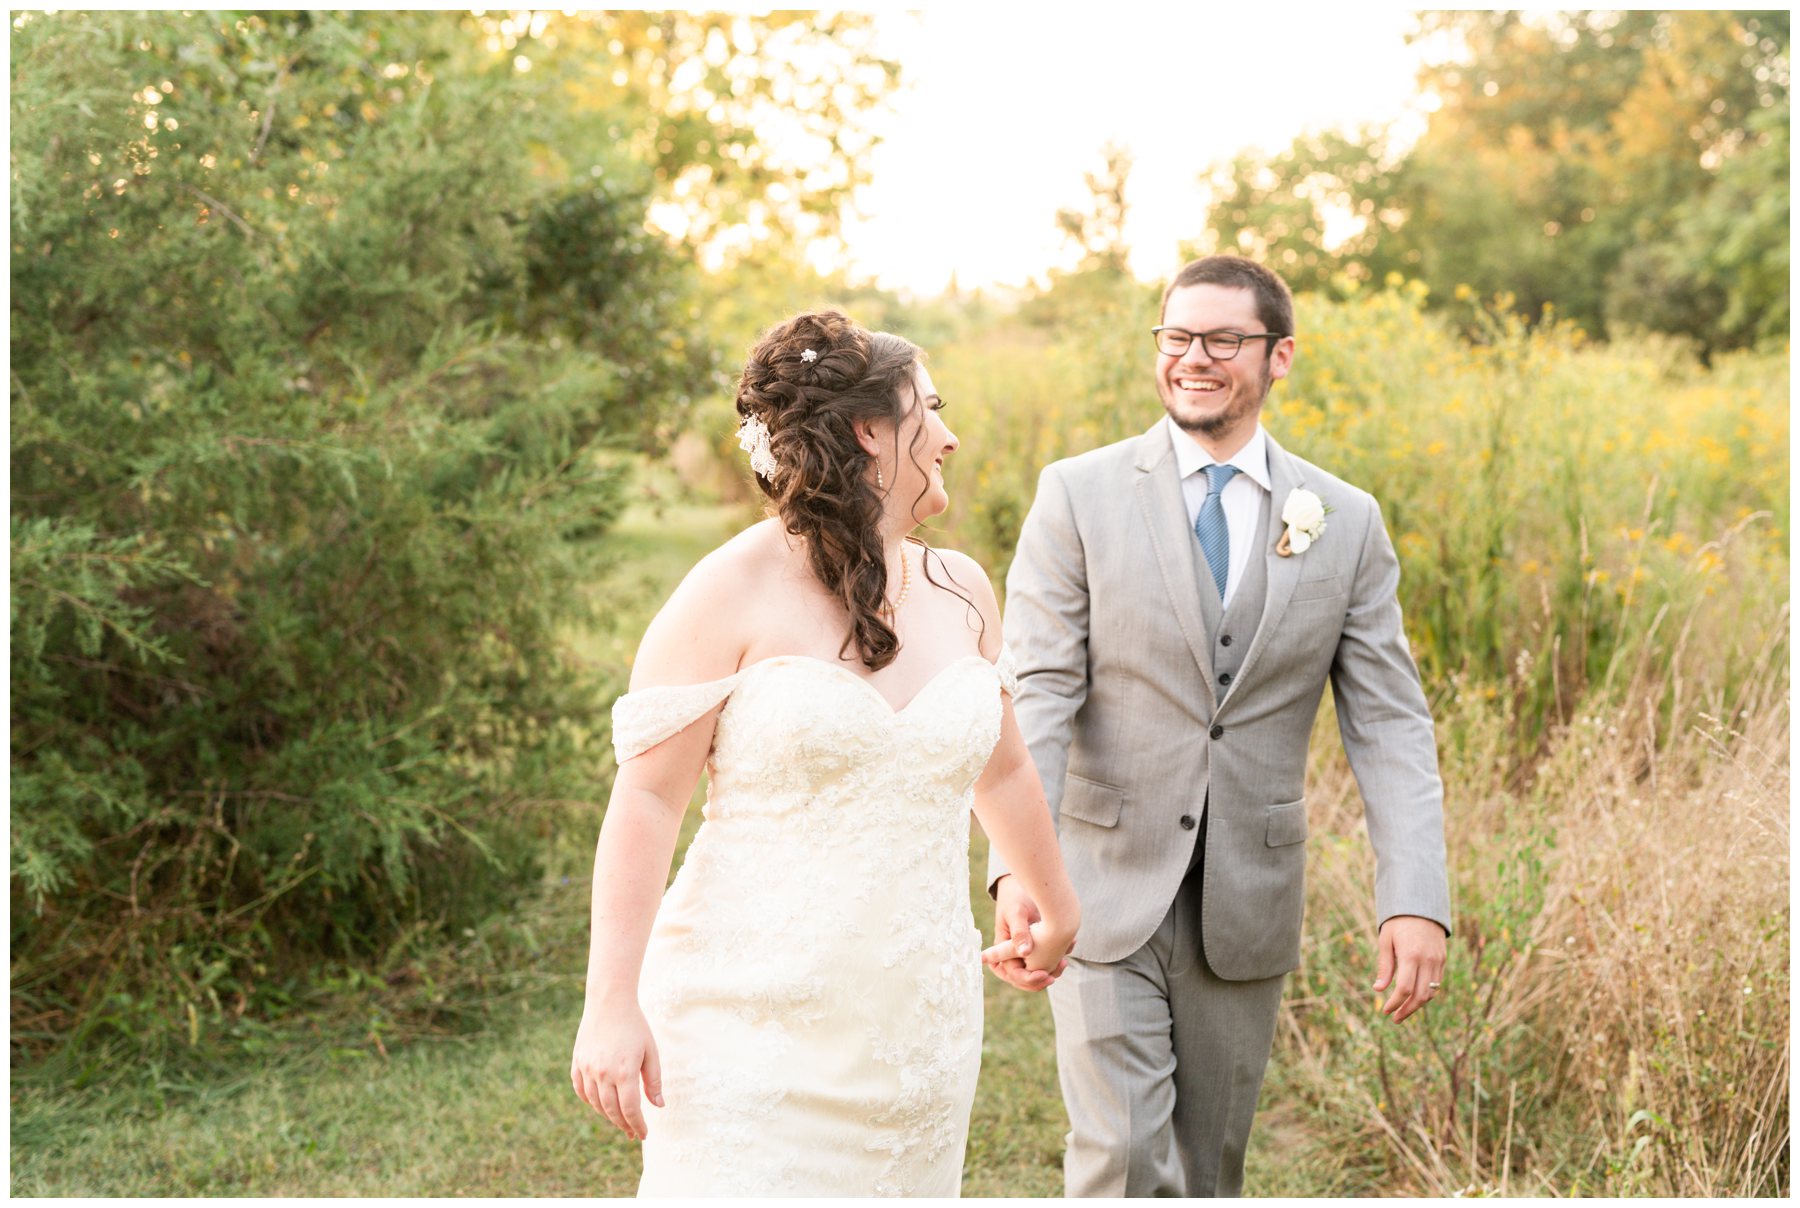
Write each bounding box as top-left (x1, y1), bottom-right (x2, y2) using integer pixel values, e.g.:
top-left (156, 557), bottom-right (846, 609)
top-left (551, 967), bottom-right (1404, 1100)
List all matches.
top-left (1167, 417), bottom-right (1271, 609)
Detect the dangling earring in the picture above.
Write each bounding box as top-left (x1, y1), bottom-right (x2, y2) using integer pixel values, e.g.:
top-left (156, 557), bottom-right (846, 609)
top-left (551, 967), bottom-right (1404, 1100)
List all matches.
top-left (876, 462), bottom-right (884, 491)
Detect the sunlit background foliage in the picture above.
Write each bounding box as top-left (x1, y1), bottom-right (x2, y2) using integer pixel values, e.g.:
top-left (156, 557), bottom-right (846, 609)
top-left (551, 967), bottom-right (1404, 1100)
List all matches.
top-left (1202, 11), bottom-right (1788, 358)
top-left (10, 8), bottom-right (1788, 1198)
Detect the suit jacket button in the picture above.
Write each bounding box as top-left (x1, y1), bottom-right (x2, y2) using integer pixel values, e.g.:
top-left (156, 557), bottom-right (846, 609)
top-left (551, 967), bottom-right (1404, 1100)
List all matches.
top-left (1179, 814), bottom-right (1196, 830)
top-left (1209, 723), bottom-right (1225, 739)
top-left (1218, 672), bottom-right (1232, 686)
top-left (1220, 634), bottom-right (1233, 646)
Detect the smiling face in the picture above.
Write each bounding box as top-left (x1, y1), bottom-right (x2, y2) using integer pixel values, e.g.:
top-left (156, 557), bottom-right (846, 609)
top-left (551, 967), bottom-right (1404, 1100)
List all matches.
top-left (891, 363), bottom-right (958, 522)
top-left (1155, 283), bottom-right (1294, 455)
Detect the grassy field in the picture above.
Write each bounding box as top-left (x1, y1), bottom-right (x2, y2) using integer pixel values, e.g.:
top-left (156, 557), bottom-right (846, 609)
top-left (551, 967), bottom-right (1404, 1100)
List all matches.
top-left (5, 849), bottom-right (1062, 1197)
top-left (7, 487), bottom-right (1325, 1197)
top-left (8, 831), bottom-right (1340, 1198)
top-left (12, 306), bottom-right (1789, 1194)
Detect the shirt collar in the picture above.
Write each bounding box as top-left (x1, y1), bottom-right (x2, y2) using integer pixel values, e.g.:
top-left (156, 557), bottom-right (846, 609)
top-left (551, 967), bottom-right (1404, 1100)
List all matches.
top-left (1166, 416), bottom-right (1271, 492)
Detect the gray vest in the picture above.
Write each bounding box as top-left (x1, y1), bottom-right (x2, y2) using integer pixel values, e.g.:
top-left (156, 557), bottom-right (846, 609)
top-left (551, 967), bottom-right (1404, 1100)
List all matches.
top-left (1194, 487), bottom-right (1272, 691)
top-left (1188, 489), bottom-right (1271, 873)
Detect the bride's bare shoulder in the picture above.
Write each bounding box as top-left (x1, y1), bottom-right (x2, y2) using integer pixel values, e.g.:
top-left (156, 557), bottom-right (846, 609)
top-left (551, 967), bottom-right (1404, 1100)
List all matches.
top-left (631, 519), bottom-right (793, 686)
top-left (925, 545), bottom-right (993, 589)
top-left (921, 545), bottom-right (1003, 657)
top-left (688, 518), bottom-right (796, 597)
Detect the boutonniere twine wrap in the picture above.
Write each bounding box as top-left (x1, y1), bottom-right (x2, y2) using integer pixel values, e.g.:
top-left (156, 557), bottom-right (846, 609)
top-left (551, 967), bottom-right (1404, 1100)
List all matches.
top-left (1277, 487), bottom-right (1330, 556)
top-left (737, 414), bottom-right (782, 482)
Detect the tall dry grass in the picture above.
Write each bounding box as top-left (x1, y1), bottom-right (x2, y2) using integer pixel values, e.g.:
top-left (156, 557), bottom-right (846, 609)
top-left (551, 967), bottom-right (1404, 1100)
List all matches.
top-left (1282, 615), bottom-right (1788, 1195)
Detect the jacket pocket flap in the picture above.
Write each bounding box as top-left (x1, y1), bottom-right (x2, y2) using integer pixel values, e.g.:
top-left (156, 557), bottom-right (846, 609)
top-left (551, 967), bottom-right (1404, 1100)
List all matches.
top-left (1265, 799), bottom-right (1308, 846)
top-left (1289, 576), bottom-right (1346, 603)
top-left (1060, 773), bottom-right (1125, 828)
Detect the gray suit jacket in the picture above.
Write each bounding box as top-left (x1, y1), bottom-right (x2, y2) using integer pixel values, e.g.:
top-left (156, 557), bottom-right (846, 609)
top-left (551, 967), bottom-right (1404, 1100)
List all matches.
top-left (991, 422), bottom-right (1452, 980)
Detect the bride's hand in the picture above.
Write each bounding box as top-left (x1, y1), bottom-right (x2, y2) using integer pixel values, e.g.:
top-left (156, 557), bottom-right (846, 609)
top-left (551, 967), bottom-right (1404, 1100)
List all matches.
top-left (1022, 917), bottom-right (1077, 974)
top-left (571, 998), bottom-right (664, 1140)
top-left (982, 877), bottom-right (1066, 990)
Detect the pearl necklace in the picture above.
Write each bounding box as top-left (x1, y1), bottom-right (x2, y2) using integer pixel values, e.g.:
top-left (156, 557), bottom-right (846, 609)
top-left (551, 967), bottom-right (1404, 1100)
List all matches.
top-left (885, 546), bottom-right (912, 615)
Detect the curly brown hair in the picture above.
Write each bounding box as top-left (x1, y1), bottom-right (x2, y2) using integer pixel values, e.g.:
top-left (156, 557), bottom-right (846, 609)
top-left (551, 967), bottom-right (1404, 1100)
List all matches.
top-left (734, 310), bottom-right (964, 671)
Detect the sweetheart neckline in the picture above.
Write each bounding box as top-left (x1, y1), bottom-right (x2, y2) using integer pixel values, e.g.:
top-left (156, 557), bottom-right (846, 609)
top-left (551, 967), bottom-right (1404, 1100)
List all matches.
top-left (739, 652), bottom-right (994, 717)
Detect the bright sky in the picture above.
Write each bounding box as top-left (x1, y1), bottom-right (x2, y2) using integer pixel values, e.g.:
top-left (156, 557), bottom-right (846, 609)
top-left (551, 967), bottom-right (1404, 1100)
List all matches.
top-left (835, 10), bottom-right (1444, 295)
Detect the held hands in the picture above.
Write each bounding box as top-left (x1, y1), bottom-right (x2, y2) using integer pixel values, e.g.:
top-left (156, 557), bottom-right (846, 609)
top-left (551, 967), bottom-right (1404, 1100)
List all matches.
top-left (980, 875), bottom-right (1074, 991)
top-left (570, 996), bottom-right (664, 1140)
top-left (1373, 914), bottom-right (1448, 1024)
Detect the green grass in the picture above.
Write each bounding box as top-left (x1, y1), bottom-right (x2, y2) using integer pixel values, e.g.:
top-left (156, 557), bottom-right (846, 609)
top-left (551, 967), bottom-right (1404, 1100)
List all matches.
top-left (11, 984), bottom-right (641, 1196)
top-left (7, 849), bottom-right (1055, 1197)
top-left (8, 829), bottom-right (1322, 1197)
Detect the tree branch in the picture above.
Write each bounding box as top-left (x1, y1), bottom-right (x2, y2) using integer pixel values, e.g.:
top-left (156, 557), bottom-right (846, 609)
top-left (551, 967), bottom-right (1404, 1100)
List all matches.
top-left (178, 182), bottom-right (256, 238)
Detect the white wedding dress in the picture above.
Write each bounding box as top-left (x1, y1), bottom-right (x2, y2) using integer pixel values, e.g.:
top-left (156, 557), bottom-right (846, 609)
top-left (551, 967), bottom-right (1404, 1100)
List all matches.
top-left (610, 650), bottom-right (1017, 1197)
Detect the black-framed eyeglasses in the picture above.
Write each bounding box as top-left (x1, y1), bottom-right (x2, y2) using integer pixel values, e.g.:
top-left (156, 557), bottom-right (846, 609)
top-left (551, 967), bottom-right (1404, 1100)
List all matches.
top-left (1150, 327), bottom-right (1287, 359)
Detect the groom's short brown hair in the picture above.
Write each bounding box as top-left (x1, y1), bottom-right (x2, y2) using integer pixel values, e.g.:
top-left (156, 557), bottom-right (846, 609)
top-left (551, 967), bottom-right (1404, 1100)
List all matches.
top-left (1161, 255), bottom-right (1295, 338)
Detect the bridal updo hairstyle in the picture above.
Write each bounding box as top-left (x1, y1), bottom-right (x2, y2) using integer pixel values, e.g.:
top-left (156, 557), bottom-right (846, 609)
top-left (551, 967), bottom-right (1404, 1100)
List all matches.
top-left (735, 309), bottom-right (957, 673)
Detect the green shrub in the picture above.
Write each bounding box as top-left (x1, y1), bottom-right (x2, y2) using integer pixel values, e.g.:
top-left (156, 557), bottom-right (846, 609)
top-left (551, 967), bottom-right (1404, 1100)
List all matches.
top-left (9, 11), bottom-right (702, 1055)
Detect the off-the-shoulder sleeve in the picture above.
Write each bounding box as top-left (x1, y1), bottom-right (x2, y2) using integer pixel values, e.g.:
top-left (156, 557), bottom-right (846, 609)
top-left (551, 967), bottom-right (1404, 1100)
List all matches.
top-left (994, 644), bottom-right (1020, 697)
top-left (611, 673), bottom-right (743, 764)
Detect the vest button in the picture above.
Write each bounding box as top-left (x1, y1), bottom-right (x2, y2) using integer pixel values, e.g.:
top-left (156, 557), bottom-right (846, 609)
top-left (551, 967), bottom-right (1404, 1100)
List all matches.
top-left (1218, 672), bottom-right (1232, 686)
top-left (1179, 814), bottom-right (1196, 830)
top-left (1220, 634), bottom-right (1233, 646)
top-left (1209, 724), bottom-right (1225, 740)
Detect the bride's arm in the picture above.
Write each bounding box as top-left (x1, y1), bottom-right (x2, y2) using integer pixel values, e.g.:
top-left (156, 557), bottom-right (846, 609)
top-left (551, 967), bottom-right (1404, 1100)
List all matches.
top-left (570, 545), bottom-right (749, 1140)
top-left (937, 549), bottom-right (1080, 976)
top-left (571, 716), bottom-right (710, 1139)
top-left (973, 705), bottom-right (1080, 974)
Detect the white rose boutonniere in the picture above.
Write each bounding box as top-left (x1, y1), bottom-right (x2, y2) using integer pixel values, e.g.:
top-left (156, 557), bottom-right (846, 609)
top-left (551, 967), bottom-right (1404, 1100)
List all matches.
top-left (1278, 487), bottom-right (1330, 556)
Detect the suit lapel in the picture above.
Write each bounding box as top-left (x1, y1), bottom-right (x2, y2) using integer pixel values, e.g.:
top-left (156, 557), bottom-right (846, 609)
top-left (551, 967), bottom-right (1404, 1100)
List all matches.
top-left (1131, 423), bottom-right (1218, 709)
top-left (1217, 433), bottom-right (1305, 714)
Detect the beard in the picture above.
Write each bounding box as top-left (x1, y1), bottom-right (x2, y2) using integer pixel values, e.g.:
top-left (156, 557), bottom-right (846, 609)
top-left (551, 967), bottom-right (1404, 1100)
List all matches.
top-left (1164, 358), bottom-right (1272, 437)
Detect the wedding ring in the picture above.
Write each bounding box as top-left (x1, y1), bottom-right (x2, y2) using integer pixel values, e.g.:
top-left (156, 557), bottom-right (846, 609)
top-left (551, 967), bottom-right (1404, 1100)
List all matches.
top-left (1428, 981), bottom-right (1442, 989)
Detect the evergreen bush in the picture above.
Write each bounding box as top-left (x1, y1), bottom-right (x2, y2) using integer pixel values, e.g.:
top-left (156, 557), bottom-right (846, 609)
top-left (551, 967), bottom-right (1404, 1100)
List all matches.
top-left (10, 11), bottom-right (705, 1054)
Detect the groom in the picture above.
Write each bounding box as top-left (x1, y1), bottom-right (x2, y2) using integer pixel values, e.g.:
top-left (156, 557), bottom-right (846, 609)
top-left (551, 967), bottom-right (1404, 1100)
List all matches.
top-left (985, 255), bottom-right (1452, 1196)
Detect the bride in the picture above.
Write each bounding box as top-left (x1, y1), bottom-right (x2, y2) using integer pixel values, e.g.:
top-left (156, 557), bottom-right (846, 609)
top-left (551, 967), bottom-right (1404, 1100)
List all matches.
top-left (569, 310), bottom-right (1080, 1196)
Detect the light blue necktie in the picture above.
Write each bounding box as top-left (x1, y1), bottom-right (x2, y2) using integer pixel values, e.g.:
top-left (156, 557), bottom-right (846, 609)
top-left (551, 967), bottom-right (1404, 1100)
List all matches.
top-left (1194, 463), bottom-right (1240, 600)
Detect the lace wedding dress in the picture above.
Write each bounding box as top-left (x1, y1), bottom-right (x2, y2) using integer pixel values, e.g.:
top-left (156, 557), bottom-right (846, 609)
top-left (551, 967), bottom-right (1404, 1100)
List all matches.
top-left (610, 651), bottom-right (1017, 1197)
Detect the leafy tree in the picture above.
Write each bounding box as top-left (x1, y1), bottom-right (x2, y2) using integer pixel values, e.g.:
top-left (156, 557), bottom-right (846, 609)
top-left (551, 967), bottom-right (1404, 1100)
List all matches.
top-left (1199, 127), bottom-right (1410, 295)
top-left (1055, 141), bottom-right (1134, 276)
top-left (508, 11), bottom-right (896, 267)
top-left (1608, 92), bottom-right (1790, 349)
top-left (1196, 11), bottom-right (1790, 352)
top-left (1024, 143), bottom-right (1156, 338)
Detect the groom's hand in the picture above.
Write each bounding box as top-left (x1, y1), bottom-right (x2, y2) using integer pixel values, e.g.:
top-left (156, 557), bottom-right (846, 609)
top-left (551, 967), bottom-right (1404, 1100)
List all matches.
top-left (982, 875), bottom-right (1067, 991)
top-left (1373, 914), bottom-right (1447, 1023)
